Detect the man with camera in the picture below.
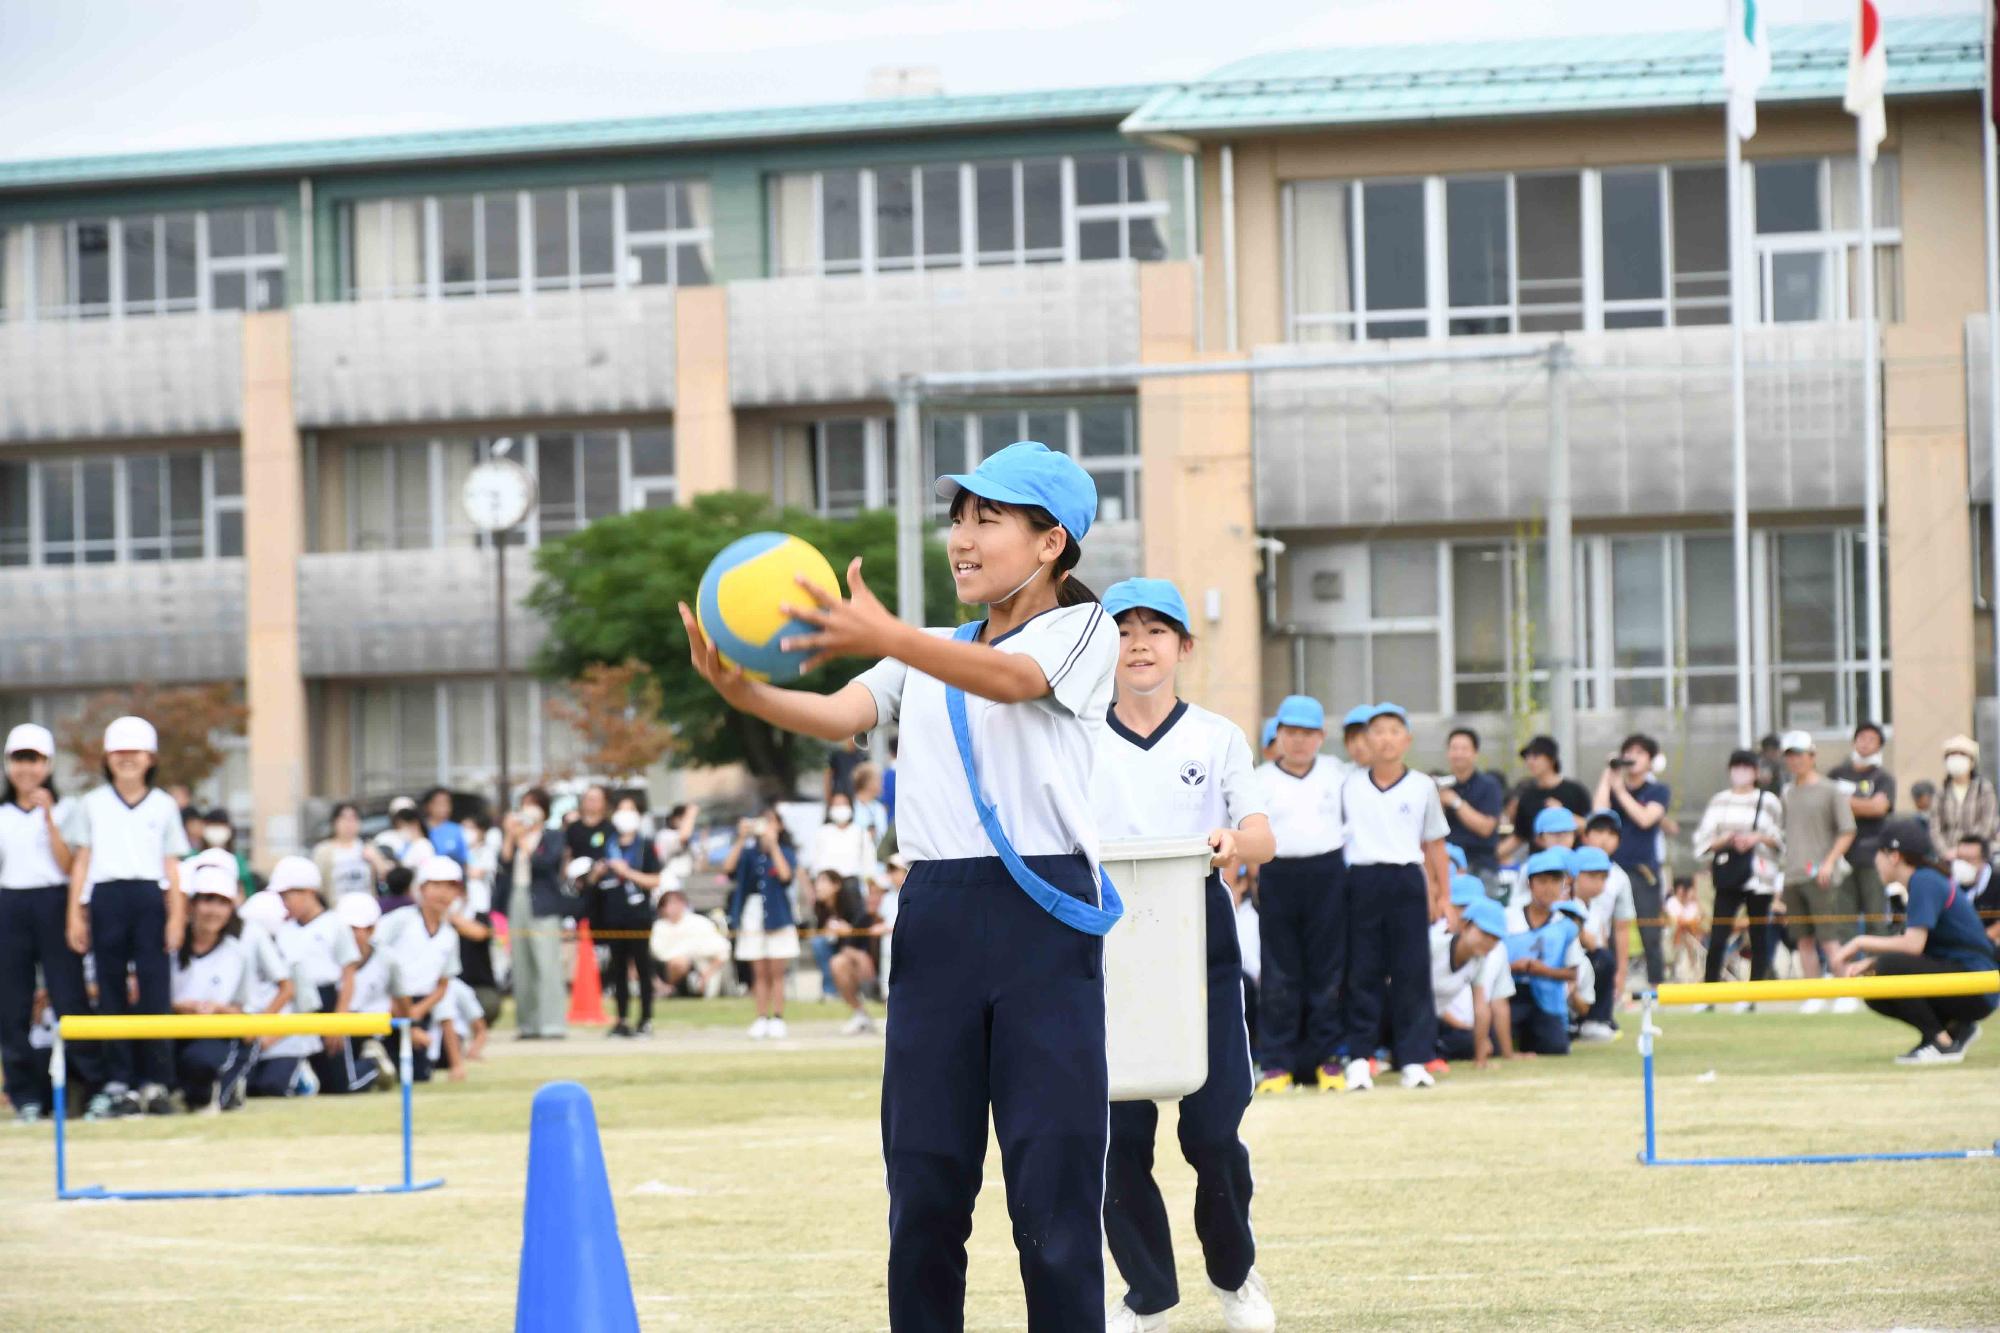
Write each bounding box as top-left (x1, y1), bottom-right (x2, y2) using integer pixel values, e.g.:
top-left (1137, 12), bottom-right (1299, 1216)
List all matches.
top-left (1593, 734), bottom-right (1671, 992)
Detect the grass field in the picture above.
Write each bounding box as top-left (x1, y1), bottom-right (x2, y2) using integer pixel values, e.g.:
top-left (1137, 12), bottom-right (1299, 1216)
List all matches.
top-left (3, 1001), bottom-right (1998, 1331)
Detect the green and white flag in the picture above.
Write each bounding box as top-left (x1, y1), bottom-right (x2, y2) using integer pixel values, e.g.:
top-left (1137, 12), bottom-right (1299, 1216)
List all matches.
top-left (1725, 0), bottom-right (1770, 140)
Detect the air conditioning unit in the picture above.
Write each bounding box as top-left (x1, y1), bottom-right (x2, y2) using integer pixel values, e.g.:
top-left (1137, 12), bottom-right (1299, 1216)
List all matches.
top-left (1284, 543), bottom-right (1371, 633)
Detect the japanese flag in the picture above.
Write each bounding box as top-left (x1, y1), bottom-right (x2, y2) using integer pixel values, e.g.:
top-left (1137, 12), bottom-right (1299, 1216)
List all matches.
top-left (1845, 0), bottom-right (1887, 163)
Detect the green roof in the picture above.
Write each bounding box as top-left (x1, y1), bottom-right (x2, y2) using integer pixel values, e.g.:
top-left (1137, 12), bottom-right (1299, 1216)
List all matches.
top-left (0, 83), bottom-right (1162, 193)
top-left (1123, 16), bottom-right (1983, 137)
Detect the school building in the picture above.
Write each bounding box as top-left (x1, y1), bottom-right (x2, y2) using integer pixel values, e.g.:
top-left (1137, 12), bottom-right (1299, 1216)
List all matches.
top-left (0, 16), bottom-right (1991, 862)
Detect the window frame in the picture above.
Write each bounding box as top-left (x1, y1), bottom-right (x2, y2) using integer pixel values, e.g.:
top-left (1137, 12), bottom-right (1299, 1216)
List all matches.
top-left (2, 209), bottom-right (285, 322)
top-left (0, 448), bottom-right (236, 565)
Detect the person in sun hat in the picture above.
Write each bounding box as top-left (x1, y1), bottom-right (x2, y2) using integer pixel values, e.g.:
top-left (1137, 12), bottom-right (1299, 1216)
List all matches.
top-left (680, 438), bottom-right (1122, 1329)
top-left (64, 716), bottom-right (190, 1119)
top-left (169, 854), bottom-right (281, 1112)
top-left (1092, 577), bottom-right (1278, 1333)
top-left (269, 855), bottom-right (375, 1094)
top-left (1504, 848), bottom-right (1579, 1056)
top-left (374, 856), bottom-right (468, 1083)
top-left (1432, 895), bottom-right (1510, 1066)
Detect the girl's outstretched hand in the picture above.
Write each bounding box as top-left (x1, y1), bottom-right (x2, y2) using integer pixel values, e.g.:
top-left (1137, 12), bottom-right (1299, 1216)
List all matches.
top-left (779, 558), bottom-right (904, 673)
top-left (678, 602), bottom-right (752, 705)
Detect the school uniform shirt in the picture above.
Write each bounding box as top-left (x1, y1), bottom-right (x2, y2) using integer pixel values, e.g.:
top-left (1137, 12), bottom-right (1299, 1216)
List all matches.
top-left (64, 786), bottom-right (190, 891)
top-left (242, 923), bottom-right (319, 1058)
top-left (1503, 905), bottom-right (1577, 1016)
top-left (1429, 930), bottom-right (1486, 1025)
top-left (436, 977), bottom-right (483, 1040)
top-left (1580, 876), bottom-right (1636, 950)
top-left (279, 909), bottom-right (362, 996)
top-left (172, 934), bottom-right (257, 1011)
top-left (1093, 699), bottom-right (1265, 843)
top-left (374, 905), bottom-right (463, 999)
top-left (1255, 757), bottom-right (1348, 859)
top-left (1429, 919), bottom-right (1514, 1019)
top-left (349, 948), bottom-right (393, 1015)
top-left (1340, 767), bottom-right (1449, 867)
top-left (1904, 866), bottom-right (2000, 977)
top-left (0, 799), bottom-right (70, 889)
top-left (855, 603), bottom-right (1118, 870)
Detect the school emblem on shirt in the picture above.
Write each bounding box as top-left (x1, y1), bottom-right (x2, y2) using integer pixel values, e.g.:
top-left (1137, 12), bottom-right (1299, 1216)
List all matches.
top-left (1178, 760), bottom-right (1207, 786)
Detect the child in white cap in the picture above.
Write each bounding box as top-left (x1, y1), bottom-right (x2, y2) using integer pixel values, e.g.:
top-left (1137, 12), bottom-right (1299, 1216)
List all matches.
top-left (171, 855), bottom-right (291, 1111)
top-left (337, 892), bottom-right (396, 1087)
top-left (271, 855), bottom-right (375, 1093)
top-left (374, 856), bottom-right (466, 1081)
top-left (64, 716), bottom-right (191, 1118)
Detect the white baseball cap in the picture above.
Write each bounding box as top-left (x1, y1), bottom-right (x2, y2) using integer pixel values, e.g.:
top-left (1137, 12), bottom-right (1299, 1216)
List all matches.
top-left (387, 795), bottom-right (418, 816)
top-left (103, 715), bottom-right (159, 754)
top-left (183, 847), bottom-right (237, 877)
top-left (185, 859), bottom-right (241, 903)
top-left (4, 723), bottom-right (53, 757)
top-left (238, 891), bottom-right (286, 928)
top-left (269, 855), bottom-right (323, 895)
top-left (334, 893), bottom-right (382, 929)
top-left (565, 856), bottom-right (596, 883)
top-left (1779, 730), bottom-right (1816, 754)
top-left (416, 855), bottom-right (464, 885)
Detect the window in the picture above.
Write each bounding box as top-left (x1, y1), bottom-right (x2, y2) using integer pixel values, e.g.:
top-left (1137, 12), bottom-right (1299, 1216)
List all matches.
top-left (0, 462), bottom-right (27, 565)
top-left (536, 431), bottom-right (623, 538)
top-left (1289, 178), bottom-right (1427, 340)
top-left (205, 207), bottom-right (286, 311)
top-left (1601, 168), bottom-right (1668, 328)
top-left (0, 209), bottom-right (278, 320)
top-left (771, 153), bottom-right (1177, 277)
top-left (350, 678), bottom-right (576, 796)
top-left (1753, 155), bottom-right (1903, 324)
top-left (341, 181), bottom-right (712, 300)
top-left (0, 449), bottom-right (234, 565)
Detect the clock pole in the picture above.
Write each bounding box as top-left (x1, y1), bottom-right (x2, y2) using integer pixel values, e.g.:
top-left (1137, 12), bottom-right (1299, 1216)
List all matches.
top-left (464, 442), bottom-right (535, 823)
top-left (494, 524), bottom-right (511, 822)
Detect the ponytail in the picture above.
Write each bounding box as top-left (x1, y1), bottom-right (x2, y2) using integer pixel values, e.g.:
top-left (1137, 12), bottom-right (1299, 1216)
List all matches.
top-left (1052, 536), bottom-right (1096, 608)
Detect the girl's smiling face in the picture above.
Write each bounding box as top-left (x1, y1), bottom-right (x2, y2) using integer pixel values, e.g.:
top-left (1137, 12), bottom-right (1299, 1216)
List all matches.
top-left (1114, 610), bottom-right (1190, 697)
top-left (947, 495), bottom-right (1064, 606)
top-left (192, 894), bottom-right (234, 936)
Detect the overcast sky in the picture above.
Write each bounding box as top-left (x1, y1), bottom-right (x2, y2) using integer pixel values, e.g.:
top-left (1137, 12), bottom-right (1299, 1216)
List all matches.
top-left (0, 0), bottom-right (1981, 164)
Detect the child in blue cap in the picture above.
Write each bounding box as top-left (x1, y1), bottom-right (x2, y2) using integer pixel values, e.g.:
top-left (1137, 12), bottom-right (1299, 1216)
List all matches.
top-left (1092, 577), bottom-right (1278, 1333)
top-left (679, 440), bottom-right (1120, 1330)
top-left (1432, 892), bottom-right (1509, 1067)
top-left (1252, 693), bottom-right (1350, 1094)
top-left (1504, 849), bottom-right (1579, 1055)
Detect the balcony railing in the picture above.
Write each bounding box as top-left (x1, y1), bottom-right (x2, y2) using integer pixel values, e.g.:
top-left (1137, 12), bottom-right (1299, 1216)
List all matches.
top-left (298, 547), bottom-right (543, 677)
top-left (0, 558), bottom-right (245, 687)
top-left (1254, 323), bottom-right (1867, 529)
top-left (292, 289), bottom-right (678, 429)
top-left (0, 312), bottom-right (242, 444)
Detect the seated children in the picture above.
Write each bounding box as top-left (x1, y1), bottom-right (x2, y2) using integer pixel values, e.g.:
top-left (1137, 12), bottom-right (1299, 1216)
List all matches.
top-left (1568, 845), bottom-right (1621, 1042)
top-left (1431, 895), bottom-right (1509, 1066)
top-left (270, 855), bottom-right (373, 1093)
top-left (1554, 898), bottom-right (1594, 1035)
top-left (1580, 811), bottom-right (1636, 1005)
top-left (169, 856), bottom-right (290, 1111)
top-left (374, 857), bottom-right (466, 1081)
top-left (649, 885), bottom-right (731, 999)
top-left (1505, 849), bottom-right (1579, 1055)
top-left (337, 893), bottom-right (396, 1086)
top-left (1665, 876), bottom-right (1705, 981)
top-left (235, 885), bottom-right (317, 1098)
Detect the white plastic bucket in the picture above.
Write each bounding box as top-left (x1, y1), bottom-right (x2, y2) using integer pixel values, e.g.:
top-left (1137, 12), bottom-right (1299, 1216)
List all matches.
top-left (1102, 836), bottom-right (1213, 1102)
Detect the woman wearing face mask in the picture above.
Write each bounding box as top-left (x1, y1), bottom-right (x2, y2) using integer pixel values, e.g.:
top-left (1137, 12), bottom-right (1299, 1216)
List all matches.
top-left (191, 807), bottom-right (257, 900)
top-left (495, 788), bottom-right (576, 1040)
top-left (724, 809), bottom-right (797, 1039)
top-left (807, 791), bottom-right (873, 999)
top-left (595, 795), bottom-right (663, 1038)
top-left (1929, 736), bottom-right (1999, 856)
top-left (1691, 749), bottom-right (1786, 994)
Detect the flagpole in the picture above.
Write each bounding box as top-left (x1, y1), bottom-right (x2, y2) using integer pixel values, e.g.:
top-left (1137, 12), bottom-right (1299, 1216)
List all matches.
top-left (1984, 0), bottom-right (2000, 729)
top-left (1859, 115), bottom-right (1885, 725)
top-left (1728, 119), bottom-right (1753, 748)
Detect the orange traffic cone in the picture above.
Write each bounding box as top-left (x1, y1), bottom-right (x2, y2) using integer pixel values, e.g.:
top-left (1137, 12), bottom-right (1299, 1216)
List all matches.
top-left (567, 919), bottom-right (609, 1026)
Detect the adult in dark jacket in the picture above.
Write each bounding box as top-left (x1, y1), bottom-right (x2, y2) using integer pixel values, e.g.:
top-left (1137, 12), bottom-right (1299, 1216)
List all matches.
top-left (496, 788), bottom-right (578, 1040)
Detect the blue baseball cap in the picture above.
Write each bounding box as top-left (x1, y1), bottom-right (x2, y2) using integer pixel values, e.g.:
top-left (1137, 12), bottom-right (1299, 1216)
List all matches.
top-left (1524, 848), bottom-right (1572, 879)
top-left (1260, 717), bottom-right (1279, 749)
top-left (1462, 898), bottom-right (1507, 939)
top-left (1569, 846), bottom-right (1613, 875)
top-left (1275, 695), bottom-right (1325, 730)
top-left (1585, 808), bottom-right (1623, 831)
top-left (1447, 843), bottom-right (1468, 871)
top-left (1553, 899), bottom-right (1588, 921)
top-left (1341, 705), bottom-right (1373, 731)
top-left (1532, 807), bottom-right (1578, 836)
top-left (1363, 702), bottom-right (1408, 724)
top-left (1449, 874), bottom-right (1485, 907)
top-left (936, 440), bottom-right (1098, 543)
top-left (1102, 578), bottom-right (1191, 631)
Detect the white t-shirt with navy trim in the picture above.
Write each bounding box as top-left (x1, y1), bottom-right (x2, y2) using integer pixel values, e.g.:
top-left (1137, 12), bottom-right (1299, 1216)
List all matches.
top-left (350, 947), bottom-right (393, 1014)
top-left (855, 603), bottom-right (1118, 869)
top-left (241, 922), bottom-right (319, 1058)
top-left (1094, 700), bottom-right (1266, 841)
top-left (375, 905), bottom-right (462, 999)
top-left (64, 786), bottom-right (189, 889)
top-left (0, 800), bottom-right (70, 889)
top-left (172, 934), bottom-right (257, 1011)
top-left (1341, 767), bottom-right (1449, 867)
top-left (281, 909), bottom-right (363, 997)
top-left (1255, 757), bottom-right (1347, 858)
top-left (1431, 918), bottom-right (1515, 1016)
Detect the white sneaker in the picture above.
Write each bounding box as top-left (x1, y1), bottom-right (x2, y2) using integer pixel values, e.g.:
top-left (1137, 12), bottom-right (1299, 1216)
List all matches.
top-left (841, 1010), bottom-right (877, 1036)
top-left (766, 1017), bottom-right (788, 1040)
top-left (1577, 1021), bottom-right (1618, 1043)
top-left (748, 1016), bottom-right (770, 1040)
top-left (1731, 1001), bottom-right (1755, 1014)
top-left (1212, 1267), bottom-right (1276, 1333)
top-left (1831, 996), bottom-right (1862, 1015)
top-left (1399, 1063), bottom-right (1434, 1089)
top-left (1344, 1057), bottom-right (1373, 1092)
top-left (1106, 1300), bottom-right (1169, 1332)
top-left (1799, 998), bottom-right (1828, 1015)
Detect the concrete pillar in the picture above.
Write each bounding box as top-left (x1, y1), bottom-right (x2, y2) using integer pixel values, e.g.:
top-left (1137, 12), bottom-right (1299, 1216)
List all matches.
top-left (1138, 261), bottom-right (1262, 739)
top-left (674, 286), bottom-right (736, 497)
top-left (241, 311), bottom-right (308, 869)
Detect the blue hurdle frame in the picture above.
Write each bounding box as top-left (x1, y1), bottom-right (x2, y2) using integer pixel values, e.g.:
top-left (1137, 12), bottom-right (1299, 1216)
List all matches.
top-left (1637, 996), bottom-right (2000, 1168)
top-left (52, 1016), bottom-right (446, 1201)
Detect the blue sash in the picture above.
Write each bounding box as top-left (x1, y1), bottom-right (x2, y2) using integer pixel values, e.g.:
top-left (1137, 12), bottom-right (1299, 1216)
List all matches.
top-left (943, 619), bottom-right (1123, 937)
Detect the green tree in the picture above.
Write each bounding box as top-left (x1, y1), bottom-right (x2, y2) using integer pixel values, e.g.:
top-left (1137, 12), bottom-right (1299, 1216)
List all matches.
top-left (529, 491), bottom-right (959, 793)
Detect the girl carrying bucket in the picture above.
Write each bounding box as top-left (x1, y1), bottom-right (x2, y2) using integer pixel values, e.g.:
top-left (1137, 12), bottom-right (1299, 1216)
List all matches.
top-left (1092, 578), bottom-right (1278, 1333)
top-left (679, 440), bottom-right (1118, 1332)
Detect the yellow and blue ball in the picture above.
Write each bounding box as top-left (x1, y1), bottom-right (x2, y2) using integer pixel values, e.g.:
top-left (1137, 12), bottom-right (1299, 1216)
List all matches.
top-left (696, 532), bottom-right (839, 683)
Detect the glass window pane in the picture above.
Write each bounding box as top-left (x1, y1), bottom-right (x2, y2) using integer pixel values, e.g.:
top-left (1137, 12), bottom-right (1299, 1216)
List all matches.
top-left (773, 173), bottom-right (816, 276)
top-left (1451, 543), bottom-right (1507, 677)
top-left (626, 183), bottom-right (668, 233)
top-left (211, 449), bottom-right (242, 497)
top-left (351, 446), bottom-right (391, 551)
top-left (438, 439), bottom-right (476, 550)
top-left (399, 685), bottom-right (439, 786)
top-left (1670, 165), bottom-right (1729, 318)
top-left (929, 414), bottom-right (968, 481)
top-left (818, 420), bottom-right (868, 512)
top-left (1292, 181), bottom-right (1354, 322)
top-left (168, 453), bottom-right (204, 558)
top-left (630, 427), bottom-right (674, 478)
top-left (1516, 173), bottom-right (1582, 323)
top-left (537, 434), bottom-right (578, 535)
top-left (821, 170), bottom-right (862, 269)
top-left (447, 681), bottom-right (488, 787)
top-left (976, 163), bottom-right (1016, 258)
top-left (43, 463), bottom-right (75, 558)
top-left (80, 459), bottom-right (114, 561)
top-left (217, 509), bottom-right (243, 558)
top-left (533, 190), bottom-right (570, 285)
top-left (1025, 410), bottom-right (1067, 450)
top-left (253, 267), bottom-right (284, 311)
top-left (1446, 178), bottom-right (1508, 310)
top-left (1128, 217), bottom-right (1166, 262)
top-left (0, 461), bottom-right (28, 565)
top-left (580, 432), bottom-right (621, 520)
top-left (438, 195), bottom-right (477, 290)
top-left (921, 165), bottom-right (961, 263)
top-left (75, 222), bottom-right (110, 311)
top-left (1092, 468), bottom-right (1133, 524)
top-left (1077, 405), bottom-right (1130, 458)
top-left (978, 411), bottom-right (1018, 458)
top-left (211, 271), bottom-right (247, 311)
top-left (1371, 633), bottom-right (1440, 712)
top-left (1601, 169), bottom-right (1665, 302)
top-left (208, 210), bottom-right (247, 259)
top-left (1683, 536), bottom-right (1736, 667)
top-left (1079, 219), bottom-right (1120, 261)
top-left (576, 187), bottom-right (615, 279)
top-left (483, 195), bottom-right (520, 285)
top-left (393, 442), bottom-right (430, 549)
top-left (1362, 182), bottom-right (1425, 311)
top-left (1769, 251), bottom-right (1830, 323)
top-left (1611, 537), bottom-right (1667, 669)
top-left (122, 218), bottom-right (157, 306)
top-left (251, 208), bottom-right (280, 255)
top-left (876, 169), bottom-right (914, 264)
top-left (1370, 541), bottom-right (1438, 618)
top-left (163, 215), bottom-right (198, 303)
top-left (127, 455), bottom-right (163, 541)
top-left (673, 242), bottom-right (710, 286)
top-left (1605, 309), bottom-right (1666, 329)
top-left (1776, 532), bottom-right (1838, 662)
top-left (1022, 160), bottom-right (1063, 256)
top-left (1076, 155), bottom-right (1121, 207)
top-left (1756, 161), bottom-right (1821, 234)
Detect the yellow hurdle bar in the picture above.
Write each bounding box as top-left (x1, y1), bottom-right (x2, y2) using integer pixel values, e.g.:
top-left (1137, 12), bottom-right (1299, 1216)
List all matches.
top-left (1654, 972), bottom-right (2000, 1007)
top-left (59, 1013), bottom-right (394, 1041)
